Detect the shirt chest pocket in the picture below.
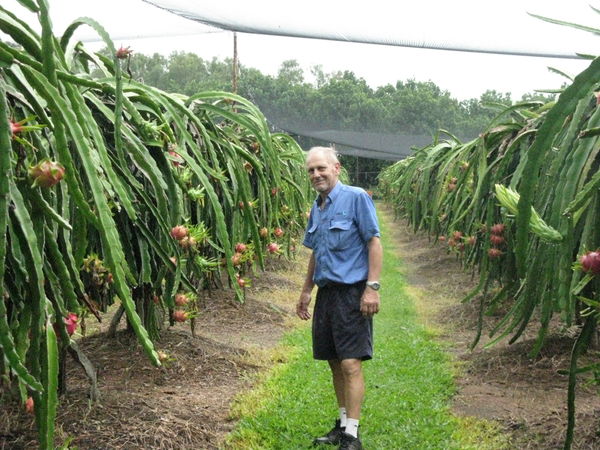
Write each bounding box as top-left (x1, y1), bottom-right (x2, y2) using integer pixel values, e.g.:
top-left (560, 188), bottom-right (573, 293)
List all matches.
top-left (304, 222), bottom-right (318, 248)
top-left (328, 220), bottom-right (353, 251)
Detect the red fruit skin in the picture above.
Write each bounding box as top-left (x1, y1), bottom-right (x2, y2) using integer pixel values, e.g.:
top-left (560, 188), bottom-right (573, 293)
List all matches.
top-left (29, 160), bottom-right (65, 188)
top-left (231, 252), bottom-right (243, 266)
top-left (10, 120), bottom-right (23, 136)
top-left (237, 278), bottom-right (246, 288)
top-left (116, 46), bottom-right (133, 59)
top-left (488, 248), bottom-right (503, 258)
top-left (168, 150), bottom-right (183, 167)
top-left (452, 231), bottom-right (463, 240)
top-left (235, 243), bottom-right (247, 253)
top-left (174, 294), bottom-right (188, 306)
top-left (267, 243), bottom-right (279, 253)
top-left (490, 223), bottom-right (506, 235)
top-left (581, 251), bottom-right (600, 275)
top-left (274, 227), bottom-right (284, 238)
top-left (179, 236), bottom-right (196, 249)
top-left (64, 313), bottom-right (78, 336)
top-left (170, 225), bottom-right (188, 240)
top-left (592, 253), bottom-right (600, 275)
top-left (172, 310), bottom-right (187, 322)
top-left (490, 235), bottom-right (505, 246)
top-left (66, 312), bottom-right (78, 322)
top-left (438, 236), bottom-right (446, 242)
top-left (65, 322), bottom-right (77, 336)
top-left (25, 397), bottom-right (34, 414)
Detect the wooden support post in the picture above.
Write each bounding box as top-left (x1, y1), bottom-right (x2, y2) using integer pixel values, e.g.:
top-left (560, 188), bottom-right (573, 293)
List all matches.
top-left (232, 32), bottom-right (238, 94)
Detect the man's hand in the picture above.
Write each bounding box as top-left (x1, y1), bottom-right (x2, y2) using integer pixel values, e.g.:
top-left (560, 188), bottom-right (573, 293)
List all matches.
top-left (361, 288), bottom-right (380, 316)
top-left (296, 292), bottom-right (312, 320)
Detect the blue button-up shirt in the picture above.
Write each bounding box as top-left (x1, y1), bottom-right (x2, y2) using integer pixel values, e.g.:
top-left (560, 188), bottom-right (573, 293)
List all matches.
top-left (303, 181), bottom-right (380, 287)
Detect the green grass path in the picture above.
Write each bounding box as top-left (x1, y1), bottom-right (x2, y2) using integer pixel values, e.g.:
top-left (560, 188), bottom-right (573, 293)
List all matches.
top-left (225, 211), bottom-right (460, 449)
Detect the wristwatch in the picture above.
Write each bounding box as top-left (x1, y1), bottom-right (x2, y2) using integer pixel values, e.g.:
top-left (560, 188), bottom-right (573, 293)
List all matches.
top-left (366, 281), bottom-right (381, 291)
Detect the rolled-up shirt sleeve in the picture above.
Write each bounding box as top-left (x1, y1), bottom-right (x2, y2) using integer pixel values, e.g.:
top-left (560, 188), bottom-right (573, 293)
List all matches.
top-left (303, 207), bottom-right (316, 249)
top-left (355, 192), bottom-right (380, 242)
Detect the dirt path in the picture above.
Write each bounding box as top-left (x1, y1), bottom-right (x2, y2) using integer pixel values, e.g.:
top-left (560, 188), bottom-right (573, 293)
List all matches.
top-left (3, 208), bottom-right (600, 449)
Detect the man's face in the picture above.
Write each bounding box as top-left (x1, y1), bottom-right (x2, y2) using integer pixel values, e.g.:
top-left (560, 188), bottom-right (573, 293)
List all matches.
top-left (306, 152), bottom-right (340, 195)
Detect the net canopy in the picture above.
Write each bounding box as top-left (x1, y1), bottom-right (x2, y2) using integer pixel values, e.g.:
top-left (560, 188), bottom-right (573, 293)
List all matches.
top-left (267, 116), bottom-right (434, 161)
top-left (142, 0), bottom-right (593, 59)
top-left (139, 0), bottom-right (593, 160)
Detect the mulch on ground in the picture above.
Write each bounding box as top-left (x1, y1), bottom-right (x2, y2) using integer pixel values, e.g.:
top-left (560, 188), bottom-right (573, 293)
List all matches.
top-left (0, 256), bottom-right (305, 450)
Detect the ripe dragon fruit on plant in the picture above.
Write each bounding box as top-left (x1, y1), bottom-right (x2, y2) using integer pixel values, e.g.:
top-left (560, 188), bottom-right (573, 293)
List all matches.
top-left (28, 159), bottom-right (65, 188)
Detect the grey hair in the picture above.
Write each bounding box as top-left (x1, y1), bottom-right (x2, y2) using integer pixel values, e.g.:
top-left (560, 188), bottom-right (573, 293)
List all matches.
top-left (306, 146), bottom-right (340, 165)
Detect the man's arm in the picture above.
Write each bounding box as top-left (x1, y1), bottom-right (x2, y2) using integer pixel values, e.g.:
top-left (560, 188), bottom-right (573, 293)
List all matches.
top-left (361, 236), bottom-right (383, 316)
top-left (296, 252), bottom-right (315, 320)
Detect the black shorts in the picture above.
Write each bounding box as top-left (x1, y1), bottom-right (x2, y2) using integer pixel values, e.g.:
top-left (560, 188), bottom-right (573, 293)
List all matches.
top-left (312, 281), bottom-right (373, 361)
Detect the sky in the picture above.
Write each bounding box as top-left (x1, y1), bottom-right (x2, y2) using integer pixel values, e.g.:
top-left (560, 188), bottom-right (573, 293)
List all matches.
top-left (2, 0), bottom-right (599, 101)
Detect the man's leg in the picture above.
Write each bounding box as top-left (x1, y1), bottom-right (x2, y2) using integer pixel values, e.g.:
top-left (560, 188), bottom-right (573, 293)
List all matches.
top-left (313, 360), bottom-right (347, 445)
top-left (328, 359), bottom-right (345, 408)
top-left (340, 358), bottom-right (364, 438)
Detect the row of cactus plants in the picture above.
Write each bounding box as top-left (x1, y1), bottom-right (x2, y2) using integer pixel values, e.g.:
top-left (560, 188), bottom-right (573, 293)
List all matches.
top-left (379, 24), bottom-right (600, 446)
top-left (0, 1), bottom-right (311, 447)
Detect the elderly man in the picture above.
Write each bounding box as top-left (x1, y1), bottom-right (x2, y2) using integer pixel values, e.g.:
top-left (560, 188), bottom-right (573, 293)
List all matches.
top-left (296, 146), bottom-right (383, 450)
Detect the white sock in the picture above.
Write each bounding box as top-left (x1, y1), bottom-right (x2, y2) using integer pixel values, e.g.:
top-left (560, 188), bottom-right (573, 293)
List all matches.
top-left (339, 407), bottom-right (347, 428)
top-left (345, 418), bottom-right (359, 438)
